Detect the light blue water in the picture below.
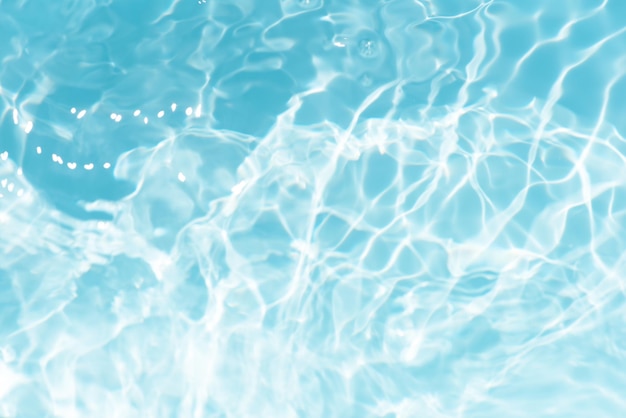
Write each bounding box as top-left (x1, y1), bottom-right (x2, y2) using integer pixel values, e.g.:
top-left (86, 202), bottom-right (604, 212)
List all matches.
top-left (1, 0), bottom-right (626, 416)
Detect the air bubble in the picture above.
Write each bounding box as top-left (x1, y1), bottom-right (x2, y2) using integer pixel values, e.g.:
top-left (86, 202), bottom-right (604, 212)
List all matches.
top-left (358, 39), bottom-right (378, 58)
top-left (299, 0), bottom-right (318, 8)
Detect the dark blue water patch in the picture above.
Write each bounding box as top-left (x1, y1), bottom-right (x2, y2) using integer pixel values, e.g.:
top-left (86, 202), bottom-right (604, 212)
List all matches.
top-left (432, 71), bottom-right (465, 107)
top-left (294, 86), bottom-right (354, 127)
top-left (363, 152), bottom-right (398, 199)
top-left (0, 117), bottom-right (23, 163)
top-left (21, 138), bottom-right (134, 221)
top-left (0, 12), bottom-right (19, 56)
top-left (210, 2), bottom-right (246, 24)
top-left (264, 3), bottom-right (330, 61)
top-left (296, 75), bottom-right (369, 126)
top-left (213, 69), bottom-right (295, 135)
top-left (606, 76), bottom-right (626, 140)
top-left (557, 54), bottom-right (611, 127)
top-left (13, 83), bottom-right (208, 220)
top-left (401, 162), bottom-right (429, 186)
top-left (395, 81), bottom-right (432, 117)
top-left (33, 85), bottom-right (104, 118)
top-left (109, 0), bottom-right (176, 25)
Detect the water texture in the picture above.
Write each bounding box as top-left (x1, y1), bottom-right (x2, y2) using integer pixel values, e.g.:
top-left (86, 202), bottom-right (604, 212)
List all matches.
top-left (1, 0), bottom-right (626, 416)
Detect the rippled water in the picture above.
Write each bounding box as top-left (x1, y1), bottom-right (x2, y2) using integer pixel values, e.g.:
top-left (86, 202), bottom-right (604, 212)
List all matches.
top-left (1, 0), bottom-right (626, 416)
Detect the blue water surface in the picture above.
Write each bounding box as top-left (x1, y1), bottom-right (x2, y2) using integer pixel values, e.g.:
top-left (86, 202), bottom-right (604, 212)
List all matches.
top-left (1, 0), bottom-right (626, 417)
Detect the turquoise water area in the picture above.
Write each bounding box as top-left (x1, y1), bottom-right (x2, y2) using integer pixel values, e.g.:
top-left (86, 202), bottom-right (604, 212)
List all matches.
top-left (1, 0), bottom-right (626, 416)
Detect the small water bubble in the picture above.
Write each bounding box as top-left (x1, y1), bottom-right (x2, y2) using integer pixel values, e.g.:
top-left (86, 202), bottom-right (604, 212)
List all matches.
top-left (299, 0), bottom-right (317, 8)
top-left (360, 73), bottom-right (373, 87)
top-left (358, 39), bottom-right (378, 58)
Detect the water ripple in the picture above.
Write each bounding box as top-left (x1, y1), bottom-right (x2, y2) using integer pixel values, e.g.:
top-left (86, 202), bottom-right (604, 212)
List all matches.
top-left (1, 0), bottom-right (626, 416)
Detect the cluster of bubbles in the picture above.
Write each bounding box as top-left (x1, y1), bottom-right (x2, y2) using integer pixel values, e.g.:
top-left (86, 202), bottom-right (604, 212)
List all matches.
top-left (0, 101), bottom-right (205, 203)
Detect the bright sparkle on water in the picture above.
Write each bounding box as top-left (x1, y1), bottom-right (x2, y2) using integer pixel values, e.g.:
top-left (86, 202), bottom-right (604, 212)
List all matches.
top-left (1, 0), bottom-right (626, 417)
